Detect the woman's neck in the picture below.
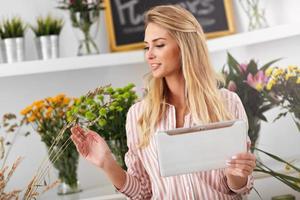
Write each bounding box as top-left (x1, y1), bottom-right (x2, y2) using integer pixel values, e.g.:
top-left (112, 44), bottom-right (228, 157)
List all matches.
top-left (165, 74), bottom-right (186, 109)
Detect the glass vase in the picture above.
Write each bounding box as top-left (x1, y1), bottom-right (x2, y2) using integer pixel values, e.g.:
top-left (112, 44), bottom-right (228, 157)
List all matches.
top-left (107, 139), bottom-right (128, 170)
top-left (247, 116), bottom-right (261, 151)
top-left (239, 0), bottom-right (268, 31)
top-left (47, 130), bottom-right (81, 195)
top-left (70, 10), bottom-right (100, 56)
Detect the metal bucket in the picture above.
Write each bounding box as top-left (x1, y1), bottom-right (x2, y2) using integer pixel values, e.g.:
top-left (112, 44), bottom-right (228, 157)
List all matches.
top-left (36, 35), bottom-right (59, 60)
top-left (3, 37), bottom-right (25, 63)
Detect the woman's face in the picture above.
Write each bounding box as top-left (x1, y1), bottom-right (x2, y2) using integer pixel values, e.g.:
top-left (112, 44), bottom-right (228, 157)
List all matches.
top-left (144, 23), bottom-right (181, 79)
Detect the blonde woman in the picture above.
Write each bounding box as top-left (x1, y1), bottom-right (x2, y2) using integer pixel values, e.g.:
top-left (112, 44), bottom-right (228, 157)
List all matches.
top-left (71, 5), bottom-right (256, 200)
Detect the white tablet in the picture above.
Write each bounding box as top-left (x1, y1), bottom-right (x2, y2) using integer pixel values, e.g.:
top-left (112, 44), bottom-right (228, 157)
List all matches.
top-left (155, 120), bottom-right (247, 177)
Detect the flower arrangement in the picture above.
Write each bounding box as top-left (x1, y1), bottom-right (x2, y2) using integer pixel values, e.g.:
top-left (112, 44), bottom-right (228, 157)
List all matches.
top-left (222, 52), bottom-right (280, 147)
top-left (264, 65), bottom-right (300, 131)
top-left (31, 15), bottom-right (64, 37)
top-left (57, 0), bottom-right (105, 55)
top-left (21, 94), bottom-right (80, 194)
top-left (0, 17), bottom-right (26, 39)
top-left (67, 83), bottom-right (138, 169)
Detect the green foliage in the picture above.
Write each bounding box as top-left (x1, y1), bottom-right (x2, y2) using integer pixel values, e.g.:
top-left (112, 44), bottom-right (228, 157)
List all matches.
top-left (31, 15), bottom-right (64, 37)
top-left (68, 83), bottom-right (138, 169)
top-left (0, 17), bottom-right (26, 39)
top-left (254, 147), bottom-right (300, 192)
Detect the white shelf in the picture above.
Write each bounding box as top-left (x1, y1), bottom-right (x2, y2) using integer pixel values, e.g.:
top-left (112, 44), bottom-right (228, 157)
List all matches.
top-left (1, 23), bottom-right (300, 78)
top-left (0, 50), bottom-right (145, 77)
top-left (207, 23), bottom-right (300, 52)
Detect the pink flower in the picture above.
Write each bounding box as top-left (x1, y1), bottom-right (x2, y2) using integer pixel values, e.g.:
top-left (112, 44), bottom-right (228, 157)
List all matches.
top-left (246, 70), bottom-right (267, 91)
top-left (239, 63), bottom-right (248, 73)
top-left (227, 80), bottom-right (237, 92)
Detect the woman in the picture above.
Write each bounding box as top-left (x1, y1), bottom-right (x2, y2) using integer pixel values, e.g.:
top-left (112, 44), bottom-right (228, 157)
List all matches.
top-left (71, 5), bottom-right (256, 200)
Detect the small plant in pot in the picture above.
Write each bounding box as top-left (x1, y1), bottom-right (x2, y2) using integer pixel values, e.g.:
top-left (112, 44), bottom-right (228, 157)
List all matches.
top-left (31, 15), bottom-right (64, 60)
top-left (0, 17), bottom-right (26, 63)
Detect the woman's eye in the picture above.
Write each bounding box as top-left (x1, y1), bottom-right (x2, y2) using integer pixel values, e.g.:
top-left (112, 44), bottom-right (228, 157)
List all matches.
top-left (156, 44), bottom-right (165, 48)
top-left (144, 47), bottom-right (149, 51)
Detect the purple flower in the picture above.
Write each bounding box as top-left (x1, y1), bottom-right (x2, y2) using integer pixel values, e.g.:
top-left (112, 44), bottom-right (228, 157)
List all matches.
top-left (239, 63), bottom-right (248, 73)
top-left (227, 80), bottom-right (237, 92)
top-left (246, 70), bottom-right (267, 91)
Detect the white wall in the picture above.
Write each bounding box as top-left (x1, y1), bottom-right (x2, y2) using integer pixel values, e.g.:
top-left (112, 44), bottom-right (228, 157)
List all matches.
top-left (0, 0), bottom-right (300, 199)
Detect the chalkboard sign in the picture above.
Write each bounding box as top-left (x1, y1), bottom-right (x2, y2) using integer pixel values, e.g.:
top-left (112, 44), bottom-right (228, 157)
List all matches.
top-left (104, 0), bottom-right (235, 52)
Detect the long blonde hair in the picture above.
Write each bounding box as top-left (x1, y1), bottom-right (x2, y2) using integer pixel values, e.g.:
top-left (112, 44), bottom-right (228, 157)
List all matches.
top-left (138, 5), bottom-right (232, 148)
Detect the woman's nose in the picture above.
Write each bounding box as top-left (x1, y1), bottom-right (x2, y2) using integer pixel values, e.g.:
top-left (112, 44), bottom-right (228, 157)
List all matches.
top-left (146, 48), bottom-right (155, 60)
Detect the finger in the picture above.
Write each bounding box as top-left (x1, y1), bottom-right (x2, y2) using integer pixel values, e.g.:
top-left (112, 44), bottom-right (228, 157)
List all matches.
top-left (231, 153), bottom-right (256, 161)
top-left (227, 162), bottom-right (254, 173)
top-left (70, 134), bottom-right (82, 145)
top-left (76, 125), bottom-right (87, 136)
top-left (227, 159), bottom-right (256, 169)
top-left (71, 130), bottom-right (85, 144)
top-left (227, 168), bottom-right (250, 177)
top-left (71, 126), bottom-right (86, 141)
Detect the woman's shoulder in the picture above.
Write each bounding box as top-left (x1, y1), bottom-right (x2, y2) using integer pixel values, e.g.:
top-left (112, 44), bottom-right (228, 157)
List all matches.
top-left (128, 100), bottom-right (144, 114)
top-left (219, 88), bottom-right (241, 103)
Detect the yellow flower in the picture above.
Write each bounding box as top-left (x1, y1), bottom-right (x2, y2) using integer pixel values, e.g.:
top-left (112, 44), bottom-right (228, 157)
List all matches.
top-left (297, 77), bottom-right (300, 84)
top-left (285, 73), bottom-right (295, 80)
top-left (255, 83), bottom-right (264, 92)
top-left (288, 65), bottom-right (297, 72)
top-left (265, 67), bottom-right (274, 77)
top-left (272, 68), bottom-right (284, 78)
top-left (266, 82), bottom-right (273, 90)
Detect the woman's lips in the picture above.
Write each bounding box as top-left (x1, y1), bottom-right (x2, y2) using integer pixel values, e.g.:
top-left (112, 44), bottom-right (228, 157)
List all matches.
top-left (151, 63), bottom-right (161, 71)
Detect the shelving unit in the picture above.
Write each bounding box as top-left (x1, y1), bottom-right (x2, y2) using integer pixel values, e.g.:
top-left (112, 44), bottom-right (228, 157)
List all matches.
top-left (1, 23), bottom-right (300, 78)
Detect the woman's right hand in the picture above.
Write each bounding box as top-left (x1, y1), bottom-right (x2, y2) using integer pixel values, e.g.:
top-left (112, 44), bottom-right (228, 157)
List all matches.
top-left (70, 125), bottom-right (113, 169)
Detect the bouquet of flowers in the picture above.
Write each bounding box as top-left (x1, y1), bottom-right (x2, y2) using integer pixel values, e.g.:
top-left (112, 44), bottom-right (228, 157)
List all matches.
top-left (264, 65), bottom-right (300, 131)
top-left (57, 0), bottom-right (105, 55)
top-left (67, 83), bottom-right (138, 169)
top-left (21, 94), bottom-right (80, 194)
top-left (222, 52), bottom-right (280, 147)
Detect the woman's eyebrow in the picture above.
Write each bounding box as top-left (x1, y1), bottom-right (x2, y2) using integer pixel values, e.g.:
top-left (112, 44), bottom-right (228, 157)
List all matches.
top-left (144, 37), bottom-right (167, 43)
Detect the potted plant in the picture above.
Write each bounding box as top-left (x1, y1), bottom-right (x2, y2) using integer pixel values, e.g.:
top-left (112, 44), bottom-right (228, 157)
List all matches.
top-left (57, 0), bottom-right (105, 55)
top-left (31, 15), bottom-right (64, 60)
top-left (21, 94), bottom-right (81, 195)
top-left (0, 17), bottom-right (26, 63)
top-left (67, 83), bottom-right (138, 169)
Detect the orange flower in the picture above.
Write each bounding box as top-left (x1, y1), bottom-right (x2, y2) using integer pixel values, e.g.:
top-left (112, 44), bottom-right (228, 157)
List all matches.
top-left (27, 115), bottom-right (36, 122)
top-left (20, 105), bottom-right (33, 115)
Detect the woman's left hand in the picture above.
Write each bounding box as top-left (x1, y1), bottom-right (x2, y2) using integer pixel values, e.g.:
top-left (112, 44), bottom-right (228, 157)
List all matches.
top-left (225, 142), bottom-right (256, 189)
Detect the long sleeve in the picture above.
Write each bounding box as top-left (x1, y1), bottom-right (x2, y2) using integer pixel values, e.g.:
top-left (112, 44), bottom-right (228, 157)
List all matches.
top-left (222, 90), bottom-right (254, 195)
top-left (117, 104), bottom-right (152, 199)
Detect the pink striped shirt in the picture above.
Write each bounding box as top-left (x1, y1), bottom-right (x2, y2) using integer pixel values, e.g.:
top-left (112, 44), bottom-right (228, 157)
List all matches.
top-left (118, 89), bottom-right (254, 199)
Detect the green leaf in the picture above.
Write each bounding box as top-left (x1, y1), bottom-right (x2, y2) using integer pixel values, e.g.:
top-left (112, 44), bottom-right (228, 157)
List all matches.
top-left (255, 147), bottom-right (300, 172)
top-left (227, 52), bottom-right (242, 75)
top-left (247, 59), bottom-right (258, 74)
top-left (260, 58), bottom-right (282, 71)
